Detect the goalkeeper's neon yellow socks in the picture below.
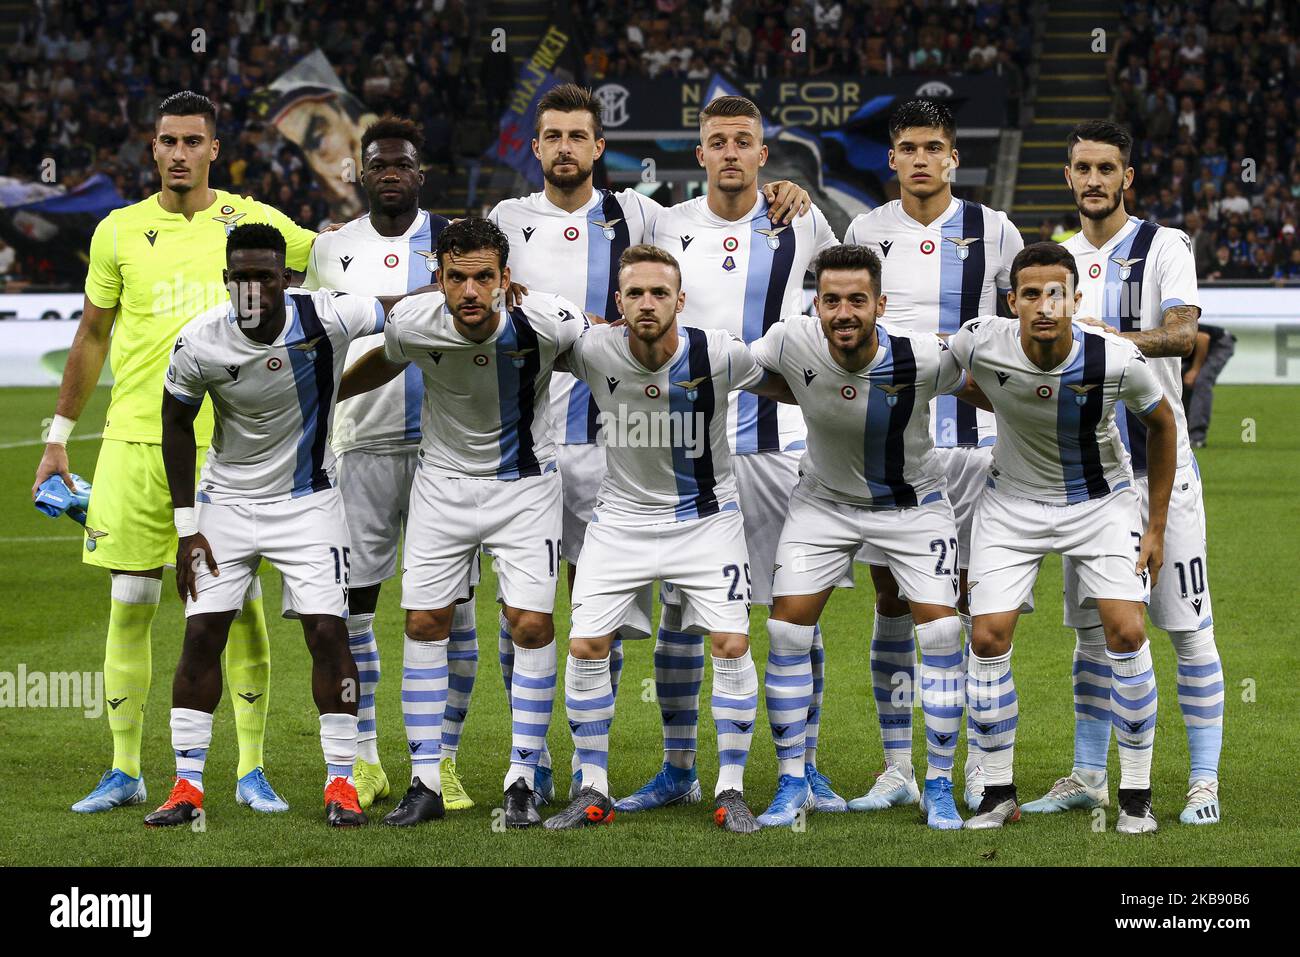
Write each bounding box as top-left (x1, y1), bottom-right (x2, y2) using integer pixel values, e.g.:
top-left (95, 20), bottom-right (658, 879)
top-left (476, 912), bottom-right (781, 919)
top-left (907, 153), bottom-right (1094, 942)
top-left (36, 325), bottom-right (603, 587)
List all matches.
top-left (224, 577), bottom-right (272, 779)
top-left (104, 574), bottom-right (161, 779)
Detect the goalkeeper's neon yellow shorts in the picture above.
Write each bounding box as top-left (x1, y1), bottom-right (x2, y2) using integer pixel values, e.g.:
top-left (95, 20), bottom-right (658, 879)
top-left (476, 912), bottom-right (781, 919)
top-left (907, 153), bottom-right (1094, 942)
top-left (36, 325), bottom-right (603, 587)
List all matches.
top-left (81, 439), bottom-right (207, 571)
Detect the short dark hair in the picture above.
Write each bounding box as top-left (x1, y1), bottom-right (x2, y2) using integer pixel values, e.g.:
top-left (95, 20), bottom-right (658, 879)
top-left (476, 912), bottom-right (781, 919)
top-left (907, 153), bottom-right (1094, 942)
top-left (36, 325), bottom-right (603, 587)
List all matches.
top-left (1009, 241), bottom-right (1079, 291)
top-left (226, 223), bottom-right (286, 262)
top-left (618, 244), bottom-right (682, 288)
top-left (535, 83), bottom-right (604, 139)
top-left (699, 95), bottom-right (763, 130)
top-left (1067, 120), bottom-right (1133, 166)
top-left (157, 90), bottom-right (217, 133)
top-left (813, 244), bottom-right (883, 297)
top-left (436, 217), bottom-right (510, 271)
top-left (888, 99), bottom-right (957, 146)
top-left (362, 114), bottom-right (424, 156)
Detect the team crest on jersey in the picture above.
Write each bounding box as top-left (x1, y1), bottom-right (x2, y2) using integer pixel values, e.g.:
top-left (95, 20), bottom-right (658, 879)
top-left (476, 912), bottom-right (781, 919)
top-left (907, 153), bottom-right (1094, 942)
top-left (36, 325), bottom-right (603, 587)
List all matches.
top-left (1036, 384), bottom-right (1053, 399)
top-left (593, 218), bottom-right (622, 241)
top-left (504, 348), bottom-right (534, 369)
top-left (213, 211), bottom-right (245, 235)
top-left (563, 226), bottom-right (580, 242)
top-left (474, 354), bottom-right (489, 366)
top-left (266, 356), bottom-right (283, 371)
top-left (840, 385), bottom-right (857, 400)
top-left (755, 225), bottom-right (787, 250)
top-left (416, 250), bottom-right (438, 273)
top-left (1112, 256), bottom-right (1142, 281)
top-left (947, 237), bottom-right (978, 261)
top-left (1088, 263), bottom-right (1102, 279)
top-left (722, 236), bottom-right (739, 253)
top-left (1067, 383), bottom-right (1098, 405)
top-left (644, 384), bottom-right (661, 399)
top-left (919, 239), bottom-right (936, 255)
top-left (84, 527), bottom-right (108, 552)
top-left (673, 376), bottom-right (707, 401)
top-left (291, 336), bottom-right (323, 353)
top-left (383, 253), bottom-right (400, 268)
top-left (721, 255), bottom-right (736, 272)
top-left (874, 382), bottom-right (911, 407)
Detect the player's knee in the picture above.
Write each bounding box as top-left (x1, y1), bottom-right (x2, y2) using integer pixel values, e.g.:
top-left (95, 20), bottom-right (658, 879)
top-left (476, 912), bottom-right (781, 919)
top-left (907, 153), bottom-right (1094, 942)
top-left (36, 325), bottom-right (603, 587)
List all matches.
top-left (1105, 620), bottom-right (1147, 654)
top-left (969, 619), bottom-right (1011, 658)
top-left (302, 615), bottom-right (349, 659)
top-left (180, 615), bottom-right (229, 666)
top-left (710, 631), bottom-right (749, 659)
top-left (507, 611), bottom-right (553, 649)
top-left (869, 568), bottom-right (908, 617)
top-left (347, 583), bottom-right (380, 616)
top-left (405, 608), bottom-right (452, 643)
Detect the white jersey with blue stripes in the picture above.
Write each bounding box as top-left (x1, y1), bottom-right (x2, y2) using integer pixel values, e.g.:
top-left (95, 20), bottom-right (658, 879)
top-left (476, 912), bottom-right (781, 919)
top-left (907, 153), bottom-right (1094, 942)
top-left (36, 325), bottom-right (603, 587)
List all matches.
top-left (751, 315), bottom-right (965, 509)
top-left (489, 188), bottom-right (662, 446)
top-left (650, 193), bottom-right (839, 456)
top-left (384, 290), bottom-right (587, 480)
top-left (304, 209), bottom-right (449, 455)
top-left (948, 316), bottom-right (1165, 506)
top-left (164, 289), bottom-right (386, 505)
top-left (1062, 216), bottom-right (1198, 473)
top-left (844, 197), bottom-right (1023, 448)
top-left (567, 324), bottom-right (763, 524)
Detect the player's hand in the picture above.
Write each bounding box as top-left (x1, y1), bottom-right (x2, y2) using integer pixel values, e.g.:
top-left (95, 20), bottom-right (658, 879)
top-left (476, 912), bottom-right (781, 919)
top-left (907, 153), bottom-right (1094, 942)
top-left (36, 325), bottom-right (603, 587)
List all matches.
top-left (32, 443), bottom-right (75, 501)
top-left (762, 181), bottom-right (812, 224)
top-left (1183, 368), bottom-right (1198, 389)
top-left (1075, 315), bottom-right (1119, 335)
top-left (176, 532), bottom-right (218, 602)
top-left (1136, 528), bottom-right (1164, 588)
top-left (505, 281), bottom-right (529, 309)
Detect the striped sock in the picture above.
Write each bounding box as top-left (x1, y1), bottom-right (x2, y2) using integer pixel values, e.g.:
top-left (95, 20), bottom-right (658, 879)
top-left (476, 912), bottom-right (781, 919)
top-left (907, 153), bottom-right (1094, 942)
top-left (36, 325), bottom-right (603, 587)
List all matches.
top-left (105, 574), bottom-right (161, 779)
top-left (442, 602), bottom-right (478, 760)
top-left (320, 712), bottom-right (359, 785)
top-left (402, 636), bottom-right (447, 792)
top-left (805, 625), bottom-right (825, 768)
top-left (226, 576), bottom-right (271, 778)
top-left (1171, 627), bottom-right (1223, 783)
top-left (870, 611), bottom-right (915, 772)
top-left (609, 638), bottom-right (624, 699)
top-left (1109, 641), bottom-right (1157, 791)
top-left (959, 613), bottom-right (984, 777)
top-left (507, 642), bottom-right (557, 790)
top-left (1072, 625), bottom-right (1112, 774)
top-left (502, 612), bottom-right (550, 772)
top-left (765, 620), bottom-right (813, 778)
top-left (171, 707), bottom-right (212, 792)
top-left (656, 626), bottom-right (704, 770)
top-left (966, 648), bottom-right (1018, 787)
top-left (566, 655), bottom-right (614, 796)
top-left (346, 612), bottom-right (380, 764)
top-left (917, 617), bottom-right (964, 781)
top-left (713, 651), bottom-right (758, 795)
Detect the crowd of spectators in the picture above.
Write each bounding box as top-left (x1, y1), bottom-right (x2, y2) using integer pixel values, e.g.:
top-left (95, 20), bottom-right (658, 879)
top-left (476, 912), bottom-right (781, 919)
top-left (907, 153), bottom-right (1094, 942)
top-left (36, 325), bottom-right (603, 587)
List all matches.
top-left (1105, 0), bottom-right (1300, 282)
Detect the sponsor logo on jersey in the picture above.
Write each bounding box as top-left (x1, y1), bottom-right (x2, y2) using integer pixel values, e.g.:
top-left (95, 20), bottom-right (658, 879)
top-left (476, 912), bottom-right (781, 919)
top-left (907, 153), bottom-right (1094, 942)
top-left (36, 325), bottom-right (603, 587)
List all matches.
top-left (563, 225), bottom-right (580, 241)
top-left (878, 239), bottom-right (893, 257)
top-left (755, 225), bottom-right (787, 250)
top-left (340, 255), bottom-right (353, 271)
top-left (224, 364), bottom-right (239, 380)
top-left (919, 239), bottom-right (936, 255)
top-left (874, 381), bottom-right (911, 406)
top-left (504, 348), bottom-right (534, 369)
top-left (995, 371), bottom-right (1010, 386)
top-left (1067, 382), bottom-right (1099, 405)
top-left (673, 376), bottom-right (707, 401)
top-left (266, 356), bottom-right (283, 371)
top-left (722, 236), bottom-right (739, 252)
top-left (473, 354), bottom-right (489, 366)
top-left (1112, 256), bottom-right (1142, 281)
top-left (383, 253), bottom-right (399, 268)
top-left (1036, 384), bottom-right (1053, 398)
top-left (947, 236), bottom-right (978, 261)
top-left (840, 384), bottom-right (857, 400)
top-left (606, 375), bottom-right (619, 393)
top-left (593, 218), bottom-right (622, 241)
top-left (680, 235), bottom-right (694, 250)
top-left (144, 229), bottom-right (158, 246)
top-left (802, 369), bottom-right (817, 386)
top-left (522, 225), bottom-right (536, 242)
top-left (428, 350), bottom-right (443, 364)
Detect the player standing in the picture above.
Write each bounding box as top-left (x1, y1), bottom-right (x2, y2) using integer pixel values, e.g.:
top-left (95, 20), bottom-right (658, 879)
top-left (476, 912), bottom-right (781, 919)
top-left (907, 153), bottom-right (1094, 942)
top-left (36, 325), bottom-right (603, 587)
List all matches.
top-left (339, 218), bottom-right (587, 827)
top-left (1022, 121), bottom-right (1223, 825)
top-left (949, 242), bottom-right (1176, 833)
top-left (842, 99), bottom-right (1024, 811)
top-left (627, 95), bottom-right (839, 815)
top-left (545, 245), bottom-right (792, 832)
top-left (32, 92), bottom-right (315, 814)
top-left (301, 115), bottom-right (455, 810)
top-left (147, 224), bottom-right (402, 828)
top-left (490, 83), bottom-right (811, 800)
top-left (749, 246), bottom-right (977, 830)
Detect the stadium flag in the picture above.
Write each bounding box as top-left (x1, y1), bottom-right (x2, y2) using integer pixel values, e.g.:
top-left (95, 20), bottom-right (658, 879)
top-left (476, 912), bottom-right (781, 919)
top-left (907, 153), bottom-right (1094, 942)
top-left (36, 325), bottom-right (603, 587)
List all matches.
top-left (0, 173), bottom-right (129, 287)
top-left (252, 49), bottom-right (376, 221)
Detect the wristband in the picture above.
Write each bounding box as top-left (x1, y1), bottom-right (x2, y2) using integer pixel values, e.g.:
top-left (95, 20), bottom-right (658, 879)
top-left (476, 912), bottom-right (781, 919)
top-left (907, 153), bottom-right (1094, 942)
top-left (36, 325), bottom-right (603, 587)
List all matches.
top-left (47, 414), bottom-right (76, 446)
top-left (174, 507), bottom-right (199, 537)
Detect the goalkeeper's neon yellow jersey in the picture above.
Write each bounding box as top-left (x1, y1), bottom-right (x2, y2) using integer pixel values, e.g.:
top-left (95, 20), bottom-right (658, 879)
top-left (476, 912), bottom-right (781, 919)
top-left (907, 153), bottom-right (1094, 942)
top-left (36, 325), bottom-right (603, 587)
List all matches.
top-left (84, 189), bottom-right (315, 445)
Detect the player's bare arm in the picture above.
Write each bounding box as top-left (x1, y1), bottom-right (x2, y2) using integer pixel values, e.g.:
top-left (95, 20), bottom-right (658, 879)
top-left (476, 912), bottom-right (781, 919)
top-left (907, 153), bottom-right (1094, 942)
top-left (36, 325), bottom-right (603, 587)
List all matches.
top-left (32, 297), bottom-right (116, 497)
top-left (955, 374), bottom-right (993, 412)
top-left (1133, 396), bottom-right (1177, 585)
top-left (338, 345), bottom-right (408, 401)
top-left (745, 371), bottom-right (796, 404)
top-left (1124, 303), bottom-right (1200, 358)
top-left (376, 284), bottom-right (439, 317)
top-left (161, 390), bottom-right (218, 601)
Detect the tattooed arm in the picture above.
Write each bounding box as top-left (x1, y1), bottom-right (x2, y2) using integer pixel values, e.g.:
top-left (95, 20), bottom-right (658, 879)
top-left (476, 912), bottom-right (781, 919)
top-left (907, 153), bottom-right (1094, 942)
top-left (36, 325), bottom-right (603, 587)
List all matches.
top-left (1123, 303), bottom-right (1200, 358)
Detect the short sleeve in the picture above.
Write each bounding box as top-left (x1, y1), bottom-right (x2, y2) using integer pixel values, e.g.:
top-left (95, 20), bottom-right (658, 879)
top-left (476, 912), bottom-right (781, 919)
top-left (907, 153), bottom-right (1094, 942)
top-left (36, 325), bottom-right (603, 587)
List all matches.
top-left (749, 321), bottom-right (787, 373)
top-left (256, 200), bottom-right (316, 272)
top-left (84, 215), bottom-right (121, 309)
top-left (1154, 229), bottom-right (1201, 311)
top-left (636, 192), bottom-right (664, 240)
top-left (996, 213), bottom-right (1025, 293)
top-left (946, 322), bottom-right (978, 370)
top-left (333, 291), bottom-right (385, 339)
top-left (487, 200), bottom-right (502, 227)
top-left (843, 213), bottom-right (867, 246)
top-left (726, 334), bottom-right (763, 391)
top-left (551, 295), bottom-right (590, 354)
top-left (164, 333), bottom-right (207, 405)
top-left (383, 304), bottom-right (409, 362)
top-left (935, 337), bottom-right (967, 394)
top-left (1119, 348), bottom-right (1165, 416)
top-left (302, 234), bottom-right (324, 291)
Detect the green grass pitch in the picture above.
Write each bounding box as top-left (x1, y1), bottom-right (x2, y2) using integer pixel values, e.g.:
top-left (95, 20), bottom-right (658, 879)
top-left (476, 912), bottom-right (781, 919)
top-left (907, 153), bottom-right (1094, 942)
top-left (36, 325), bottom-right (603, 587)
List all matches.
top-left (1, 384), bottom-right (1296, 866)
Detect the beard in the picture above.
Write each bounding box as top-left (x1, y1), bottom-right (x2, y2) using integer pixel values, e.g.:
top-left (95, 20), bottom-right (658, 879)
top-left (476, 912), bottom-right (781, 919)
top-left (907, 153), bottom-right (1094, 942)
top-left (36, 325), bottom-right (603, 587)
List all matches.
top-left (1077, 187), bottom-right (1122, 220)
top-left (543, 159), bottom-right (592, 190)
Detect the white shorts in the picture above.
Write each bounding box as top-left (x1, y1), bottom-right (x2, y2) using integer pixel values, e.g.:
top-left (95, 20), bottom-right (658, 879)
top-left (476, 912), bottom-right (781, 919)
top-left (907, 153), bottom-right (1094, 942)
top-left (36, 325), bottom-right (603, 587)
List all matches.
top-left (187, 489), bottom-right (351, 619)
top-left (1063, 462), bottom-right (1212, 632)
top-left (402, 464), bottom-right (562, 613)
top-left (774, 479), bottom-right (961, 608)
top-left (558, 443), bottom-right (607, 564)
top-left (968, 485), bottom-right (1148, 618)
top-left (573, 508), bottom-right (751, 639)
top-left (337, 446), bottom-right (418, 588)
